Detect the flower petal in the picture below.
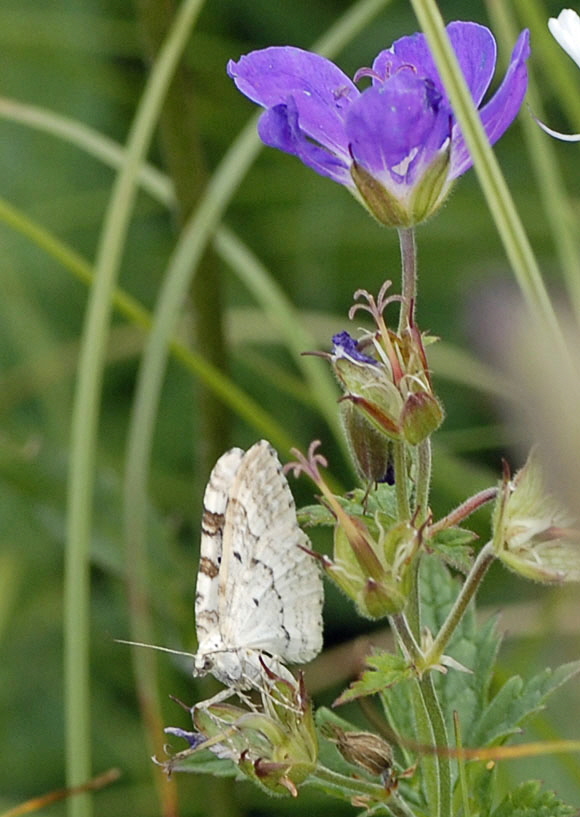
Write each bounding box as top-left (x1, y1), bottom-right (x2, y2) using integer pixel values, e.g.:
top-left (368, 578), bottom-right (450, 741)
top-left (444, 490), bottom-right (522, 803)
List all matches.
top-left (257, 102), bottom-right (353, 185)
top-left (227, 46), bottom-right (357, 156)
top-left (372, 22), bottom-right (497, 108)
top-left (346, 71), bottom-right (450, 185)
top-left (535, 117), bottom-right (580, 142)
top-left (450, 29), bottom-right (530, 179)
top-left (549, 9), bottom-right (580, 69)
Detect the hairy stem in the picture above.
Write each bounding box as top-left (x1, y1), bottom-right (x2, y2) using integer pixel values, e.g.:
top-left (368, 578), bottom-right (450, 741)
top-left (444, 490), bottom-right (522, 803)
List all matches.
top-left (422, 541), bottom-right (495, 668)
top-left (429, 486), bottom-right (498, 536)
top-left (393, 441), bottom-right (411, 520)
top-left (414, 437), bottom-right (432, 524)
top-left (398, 227), bottom-right (417, 330)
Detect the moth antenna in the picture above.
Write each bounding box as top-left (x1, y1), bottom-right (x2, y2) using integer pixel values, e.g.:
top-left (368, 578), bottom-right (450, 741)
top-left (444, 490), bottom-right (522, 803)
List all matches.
top-left (116, 638), bottom-right (194, 659)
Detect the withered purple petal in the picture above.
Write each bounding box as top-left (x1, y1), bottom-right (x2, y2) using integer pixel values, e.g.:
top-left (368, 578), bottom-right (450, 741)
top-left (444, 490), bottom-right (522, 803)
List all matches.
top-left (332, 331), bottom-right (378, 365)
top-left (165, 727), bottom-right (206, 748)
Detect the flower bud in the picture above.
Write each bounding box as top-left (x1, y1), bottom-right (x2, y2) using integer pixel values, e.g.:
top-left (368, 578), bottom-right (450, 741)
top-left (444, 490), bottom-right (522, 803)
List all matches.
top-left (329, 321), bottom-right (443, 449)
top-left (492, 450), bottom-right (580, 583)
top-left (401, 391), bottom-right (445, 445)
top-left (162, 671), bottom-right (318, 795)
top-left (339, 398), bottom-right (393, 483)
top-left (326, 516), bottom-right (420, 618)
top-left (327, 725), bottom-right (394, 780)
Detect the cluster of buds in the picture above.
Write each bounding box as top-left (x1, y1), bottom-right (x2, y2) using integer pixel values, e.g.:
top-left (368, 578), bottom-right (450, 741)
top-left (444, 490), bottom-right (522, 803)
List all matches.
top-left (492, 450), bottom-right (580, 584)
top-left (287, 442), bottom-right (423, 618)
top-left (161, 668), bottom-right (318, 797)
top-left (319, 282), bottom-right (443, 481)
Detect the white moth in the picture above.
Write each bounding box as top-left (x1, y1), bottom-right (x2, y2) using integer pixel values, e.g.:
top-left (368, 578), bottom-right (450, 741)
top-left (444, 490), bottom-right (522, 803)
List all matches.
top-left (194, 439), bottom-right (323, 692)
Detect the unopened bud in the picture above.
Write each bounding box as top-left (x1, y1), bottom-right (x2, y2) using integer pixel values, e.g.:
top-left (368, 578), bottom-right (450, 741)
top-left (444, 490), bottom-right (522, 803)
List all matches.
top-left (326, 725), bottom-right (395, 786)
top-left (401, 391), bottom-right (444, 445)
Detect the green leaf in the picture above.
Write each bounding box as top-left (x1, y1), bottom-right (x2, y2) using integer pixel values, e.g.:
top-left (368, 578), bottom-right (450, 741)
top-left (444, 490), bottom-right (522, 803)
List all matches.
top-left (297, 503), bottom-right (336, 527)
top-left (298, 482), bottom-right (400, 530)
top-left (379, 556), bottom-right (502, 761)
top-left (334, 652), bottom-right (412, 706)
top-left (469, 660), bottom-right (580, 748)
top-left (428, 526), bottom-right (477, 573)
top-left (491, 780), bottom-right (576, 817)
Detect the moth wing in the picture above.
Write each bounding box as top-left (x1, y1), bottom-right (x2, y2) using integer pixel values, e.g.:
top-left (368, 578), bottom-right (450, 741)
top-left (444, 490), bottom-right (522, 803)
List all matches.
top-left (195, 446), bottom-right (245, 645)
top-left (218, 440), bottom-right (323, 663)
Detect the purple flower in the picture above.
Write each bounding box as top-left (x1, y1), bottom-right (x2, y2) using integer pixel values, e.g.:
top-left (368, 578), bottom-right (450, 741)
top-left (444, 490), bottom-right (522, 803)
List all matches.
top-left (228, 22), bottom-right (530, 226)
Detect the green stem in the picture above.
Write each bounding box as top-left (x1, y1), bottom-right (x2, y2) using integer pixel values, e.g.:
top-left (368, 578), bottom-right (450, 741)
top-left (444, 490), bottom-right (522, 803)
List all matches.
top-left (422, 541), bottom-right (495, 668)
top-left (309, 765), bottom-right (417, 816)
top-left (428, 486), bottom-right (497, 535)
top-left (408, 0), bottom-right (566, 353)
top-left (390, 612), bottom-right (422, 663)
top-left (419, 674), bottom-right (452, 817)
top-left (134, 0), bottom-right (231, 474)
top-left (393, 441), bottom-right (411, 520)
top-left (64, 3), bottom-right (205, 817)
top-left (391, 609), bottom-right (450, 817)
top-left (414, 437), bottom-right (432, 524)
top-left (397, 227), bottom-right (417, 331)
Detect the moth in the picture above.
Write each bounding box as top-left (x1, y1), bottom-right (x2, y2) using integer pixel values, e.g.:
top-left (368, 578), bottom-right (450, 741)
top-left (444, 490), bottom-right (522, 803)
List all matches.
top-left (194, 439), bottom-right (324, 693)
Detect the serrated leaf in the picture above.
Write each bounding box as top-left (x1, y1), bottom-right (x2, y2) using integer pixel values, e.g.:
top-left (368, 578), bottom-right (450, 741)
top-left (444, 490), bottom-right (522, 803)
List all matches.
top-left (429, 526), bottom-right (477, 573)
top-left (491, 779), bottom-right (576, 817)
top-left (379, 556), bottom-right (502, 750)
top-left (334, 652), bottom-right (412, 706)
top-left (469, 660), bottom-right (580, 748)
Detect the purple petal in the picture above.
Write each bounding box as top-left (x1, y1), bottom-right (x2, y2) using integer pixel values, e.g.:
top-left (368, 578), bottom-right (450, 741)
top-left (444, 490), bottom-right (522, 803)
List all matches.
top-left (346, 71), bottom-right (450, 183)
top-left (165, 727), bottom-right (206, 748)
top-left (444, 22), bottom-right (497, 106)
top-left (257, 102), bottom-right (353, 185)
top-left (450, 29), bottom-right (530, 179)
top-left (372, 22), bottom-right (496, 108)
top-left (332, 331), bottom-right (378, 364)
top-left (228, 46), bottom-right (358, 157)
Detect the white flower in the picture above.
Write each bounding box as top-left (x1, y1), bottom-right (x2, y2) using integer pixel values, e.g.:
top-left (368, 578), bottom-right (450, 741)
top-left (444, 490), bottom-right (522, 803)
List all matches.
top-left (549, 9), bottom-right (580, 69)
top-left (536, 8), bottom-right (580, 141)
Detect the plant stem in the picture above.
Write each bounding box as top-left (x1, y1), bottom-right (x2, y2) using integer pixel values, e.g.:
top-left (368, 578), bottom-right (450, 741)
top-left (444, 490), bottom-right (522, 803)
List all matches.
top-left (415, 437), bottom-right (432, 524)
top-left (422, 541), bottom-right (495, 667)
top-left (409, 0), bottom-right (566, 352)
top-left (393, 441), bottom-right (411, 520)
top-left (391, 611), bottom-right (422, 663)
top-left (310, 765), bottom-right (418, 816)
top-left (398, 227), bottom-right (417, 330)
top-left (310, 764), bottom-right (388, 799)
top-left (428, 486), bottom-right (498, 535)
top-left (419, 673), bottom-right (451, 817)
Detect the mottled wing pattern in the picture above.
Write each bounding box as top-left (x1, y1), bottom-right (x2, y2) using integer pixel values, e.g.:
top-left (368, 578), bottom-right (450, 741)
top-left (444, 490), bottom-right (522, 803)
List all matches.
top-left (195, 447), bottom-right (245, 645)
top-left (218, 440), bottom-right (323, 663)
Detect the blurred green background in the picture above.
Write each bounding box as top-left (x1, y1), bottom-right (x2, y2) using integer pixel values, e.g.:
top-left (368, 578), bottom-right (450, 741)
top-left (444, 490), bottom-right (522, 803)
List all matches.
top-left (0, 0), bottom-right (578, 814)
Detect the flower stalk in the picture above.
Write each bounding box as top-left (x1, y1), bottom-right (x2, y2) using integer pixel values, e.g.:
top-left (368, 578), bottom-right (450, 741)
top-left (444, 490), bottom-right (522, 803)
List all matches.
top-left (420, 541), bottom-right (495, 670)
top-left (398, 227), bottom-right (417, 330)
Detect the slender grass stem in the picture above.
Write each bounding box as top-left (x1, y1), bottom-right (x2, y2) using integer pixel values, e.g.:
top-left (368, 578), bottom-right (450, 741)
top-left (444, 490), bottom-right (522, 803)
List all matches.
top-left (64, 3), bottom-right (205, 817)
top-left (409, 0), bottom-right (566, 352)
